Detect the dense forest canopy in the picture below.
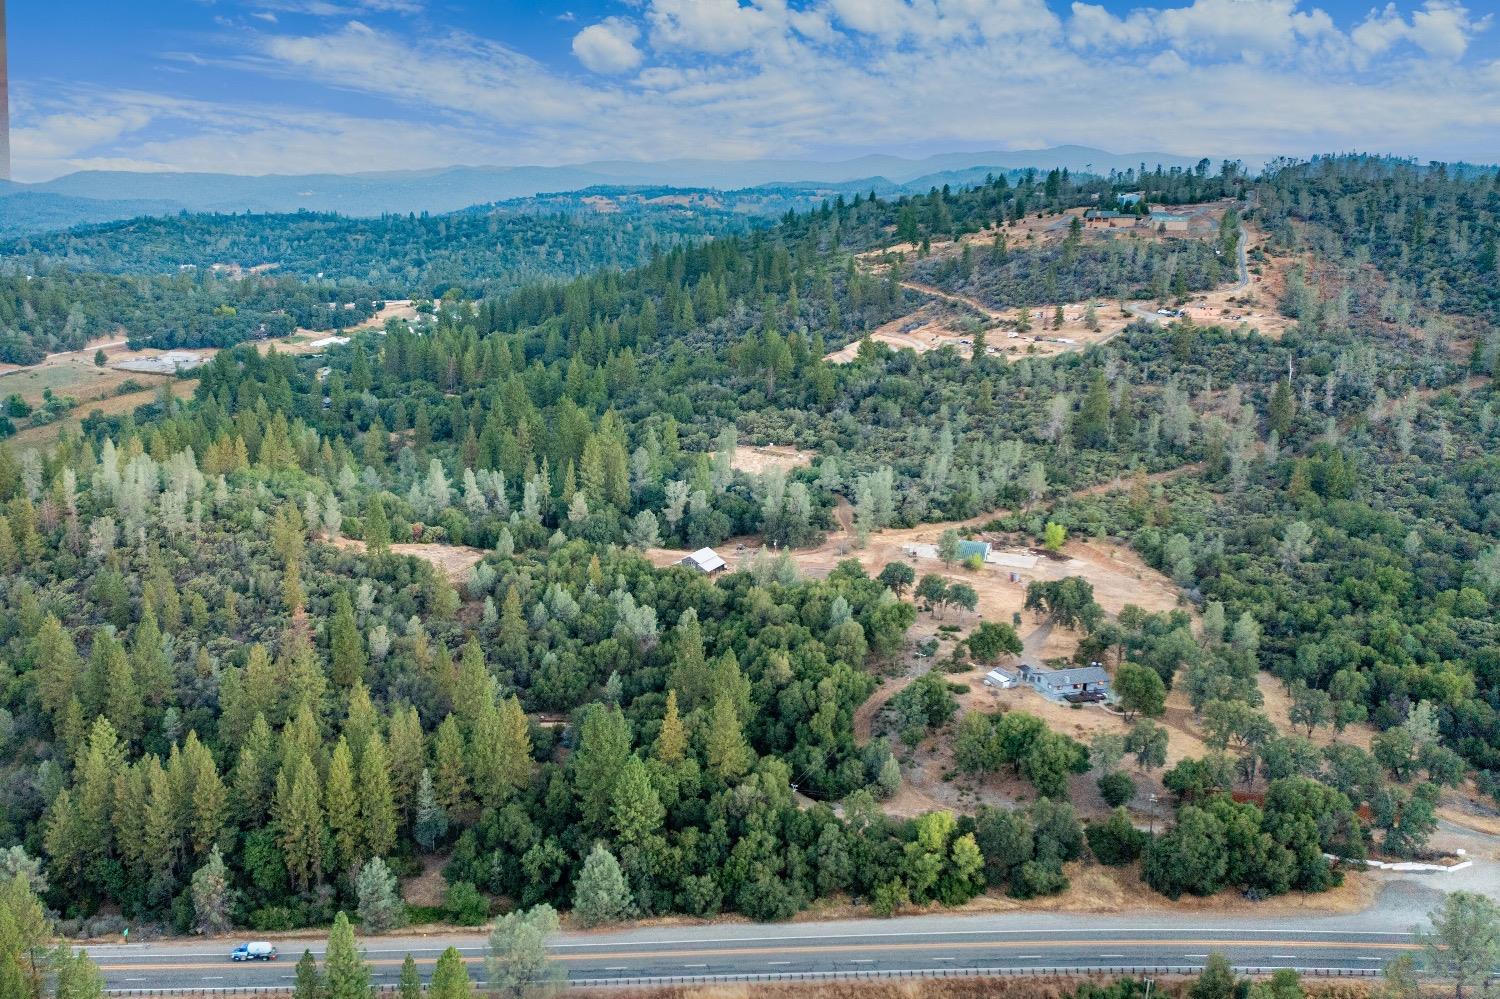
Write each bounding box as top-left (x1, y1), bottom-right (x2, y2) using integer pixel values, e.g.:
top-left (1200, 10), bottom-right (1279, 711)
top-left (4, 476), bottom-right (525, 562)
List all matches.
top-left (0, 208), bottom-right (752, 300)
top-left (0, 155), bottom-right (1497, 939)
top-left (0, 270), bottom-right (376, 364)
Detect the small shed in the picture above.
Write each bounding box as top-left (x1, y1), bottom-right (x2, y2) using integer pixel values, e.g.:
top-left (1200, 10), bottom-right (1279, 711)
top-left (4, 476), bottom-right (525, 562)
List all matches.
top-left (678, 547), bottom-right (727, 574)
top-left (957, 540), bottom-right (991, 562)
top-left (983, 668), bottom-right (1018, 689)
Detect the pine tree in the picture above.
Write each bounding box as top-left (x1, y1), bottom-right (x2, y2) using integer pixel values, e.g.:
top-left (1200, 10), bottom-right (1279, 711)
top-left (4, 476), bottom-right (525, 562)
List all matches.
top-left (655, 690), bottom-right (686, 766)
top-left (432, 715), bottom-right (471, 817)
top-left (141, 756), bottom-right (179, 903)
top-left (429, 947), bottom-right (473, 999)
top-left (667, 609), bottom-right (711, 710)
top-left (355, 857), bottom-right (406, 933)
top-left (1269, 379), bottom-right (1296, 437)
top-left (387, 705), bottom-right (425, 824)
top-left (364, 495), bottom-right (390, 554)
top-left (486, 906), bottom-right (562, 999)
top-left (275, 753), bottom-right (324, 891)
top-left (398, 956), bottom-right (421, 999)
top-left (704, 693), bottom-right (752, 781)
top-left (293, 951), bottom-right (324, 999)
top-left (184, 732), bottom-right (228, 857)
top-left (572, 704), bottom-right (631, 835)
top-left (358, 732), bottom-right (398, 860)
top-left (326, 737), bottom-right (362, 874)
top-left (329, 592), bottom-right (366, 689)
top-left (53, 949), bottom-right (105, 999)
top-left (95, 630), bottom-right (141, 744)
top-left (30, 614), bottom-right (82, 722)
top-left (189, 846), bottom-right (235, 936)
top-left (610, 756), bottom-right (664, 847)
top-left (414, 769), bottom-right (448, 851)
top-left (573, 843), bottom-right (632, 927)
top-left (323, 912), bottom-right (371, 999)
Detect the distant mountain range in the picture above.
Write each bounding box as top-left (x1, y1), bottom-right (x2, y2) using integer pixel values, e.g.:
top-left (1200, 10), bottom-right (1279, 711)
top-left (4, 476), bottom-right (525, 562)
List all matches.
top-left (0, 146), bottom-right (1251, 236)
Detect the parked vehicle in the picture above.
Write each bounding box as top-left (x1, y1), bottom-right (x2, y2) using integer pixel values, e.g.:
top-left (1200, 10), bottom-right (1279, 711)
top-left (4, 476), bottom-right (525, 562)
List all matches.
top-left (231, 942), bottom-right (278, 962)
top-left (1064, 690), bottom-right (1107, 704)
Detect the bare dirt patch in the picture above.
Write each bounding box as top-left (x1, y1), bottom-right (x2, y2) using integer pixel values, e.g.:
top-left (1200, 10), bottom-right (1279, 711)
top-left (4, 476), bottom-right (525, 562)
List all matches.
top-left (847, 206), bottom-right (1292, 360)
top-left (732, 443), bottom-right (815, 476)
top-left (330, 537), bottom-right (486, 582)
top-left (1177, 223), bottom-right (1295, 340)
top-left (401, 852), bottom-right (451, 908)
top-left (824, 303), bottom-right (973, 363)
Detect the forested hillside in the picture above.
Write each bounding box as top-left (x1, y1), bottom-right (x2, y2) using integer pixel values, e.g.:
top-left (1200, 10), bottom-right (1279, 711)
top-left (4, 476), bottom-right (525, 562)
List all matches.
top-left (0, 271), bottom-right (376, 364)
top-left (0, 207), bottom-right (750, 299)
top-left (0, 156), bottom-right (1496, 938)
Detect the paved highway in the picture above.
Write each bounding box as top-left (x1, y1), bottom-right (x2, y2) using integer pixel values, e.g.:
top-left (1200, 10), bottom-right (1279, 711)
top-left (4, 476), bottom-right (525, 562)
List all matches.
top-left (86, 912), bottom-right (1424, 992)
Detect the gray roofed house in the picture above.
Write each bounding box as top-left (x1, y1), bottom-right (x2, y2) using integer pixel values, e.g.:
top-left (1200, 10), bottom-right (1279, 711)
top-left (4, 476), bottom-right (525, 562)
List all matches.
top-left (678, 547), bottom-right (727, 574)
top-left (1019, 663), bottom-right (1111, 699)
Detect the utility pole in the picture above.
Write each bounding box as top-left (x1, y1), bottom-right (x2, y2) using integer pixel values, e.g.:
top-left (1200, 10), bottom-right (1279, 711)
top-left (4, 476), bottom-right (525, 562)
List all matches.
top-left (0, 0), bottom-right (9, 182)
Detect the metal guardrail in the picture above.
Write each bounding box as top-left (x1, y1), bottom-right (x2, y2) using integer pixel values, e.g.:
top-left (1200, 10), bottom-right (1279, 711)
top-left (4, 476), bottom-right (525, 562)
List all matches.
top-left (103, 963), bottom-right (1385, 995)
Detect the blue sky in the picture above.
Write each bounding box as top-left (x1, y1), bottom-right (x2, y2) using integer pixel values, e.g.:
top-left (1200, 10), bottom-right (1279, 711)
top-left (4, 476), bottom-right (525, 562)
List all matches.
top-left (8, 0), bottom-right (1499, 181)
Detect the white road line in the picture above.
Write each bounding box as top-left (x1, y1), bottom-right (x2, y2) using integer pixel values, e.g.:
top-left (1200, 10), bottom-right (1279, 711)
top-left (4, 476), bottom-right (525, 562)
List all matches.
top-left (1271, 955), bottom-right (1298, 959)
top-left (931, 958), bottom-right (955, 962)
top-left (548, 928), bottom-right (1415, 949)
top-left (849, 960), bottom-right (874, 964)
top-left (123, 978), bottom-right (146, 982)
top-left (1099, 954), bottom-right (1126, 958)
top-left (604, 967), bottom-right (628, 971)
top-left (201, 977), bottom-right (224, 981)
top-left (1016, 955), bottom-right (1042, 960)
top-left (1184, 954), bottom-right (1209, 958)
top-left (767, 962), bottom-right (790, 966)
top-left (1357, 958), bottom-right (1385, 962)
top-left (683, 964), bottom-right (707, 968)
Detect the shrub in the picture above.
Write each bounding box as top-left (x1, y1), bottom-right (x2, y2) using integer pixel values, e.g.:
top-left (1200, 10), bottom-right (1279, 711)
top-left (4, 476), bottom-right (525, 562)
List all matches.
top-left (443, 881), bottom-right (490, 926)
top-left (1010, 860), bottom-right (1068, 899)
top-left (1097, 770), bottom-right (1136, 807)
top-left (248, 906), bottom-right (297, 931)
top-left (1087, 808), bottom-right (1148, 865)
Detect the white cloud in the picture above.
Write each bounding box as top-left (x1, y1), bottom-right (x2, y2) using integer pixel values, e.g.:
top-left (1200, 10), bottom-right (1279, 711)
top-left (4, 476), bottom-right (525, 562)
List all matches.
top-left (13, 106), bottom-right (155, 161)
top-left (573, 18), bottom-right (643, 74)
top-left (645, 0), bottom-right (785, 54)
top-left (1353, 1), bottom-right (1488, 59)
top-left (1068, 3), bottom-right (1154, 47)
top-left (11, 0), bottom-right (1500, 180)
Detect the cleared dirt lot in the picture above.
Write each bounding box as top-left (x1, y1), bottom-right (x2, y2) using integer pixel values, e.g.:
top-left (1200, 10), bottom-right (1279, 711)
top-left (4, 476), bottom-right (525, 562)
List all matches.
top-left (839, 206), bottom-right (1293, 365)
top-left (330, 537), bottom-right (486, 582)
top-left (731, 443), bottom-right (815, 475)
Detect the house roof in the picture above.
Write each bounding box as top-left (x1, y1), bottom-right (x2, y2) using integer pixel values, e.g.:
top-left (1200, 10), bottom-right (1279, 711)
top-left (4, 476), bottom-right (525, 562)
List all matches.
top-left (957, 540), bottom-right (991, 559)
top-left (1150, 212), bottom-right (1191, 222)
top-left (679, 547), bottom-right (727, 572)
top-left (1029, 665), bottom-right (1110, 686)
